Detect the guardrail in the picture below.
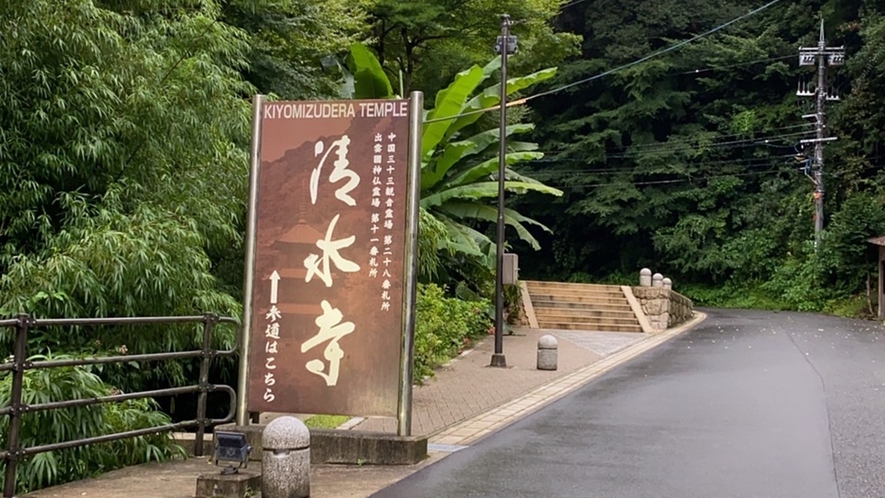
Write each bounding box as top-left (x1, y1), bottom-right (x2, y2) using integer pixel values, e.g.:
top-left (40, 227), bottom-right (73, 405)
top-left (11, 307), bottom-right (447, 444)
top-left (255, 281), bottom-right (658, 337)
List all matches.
top-left (0, 313), bottom-right (238, 497)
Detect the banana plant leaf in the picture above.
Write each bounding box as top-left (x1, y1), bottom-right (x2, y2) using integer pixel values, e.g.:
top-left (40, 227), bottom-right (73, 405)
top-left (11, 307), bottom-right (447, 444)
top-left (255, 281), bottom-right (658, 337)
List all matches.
top-left (436, 214), bottom-right (486, 257)
top-left (421, 181), bottom-right (564, 209)
top-left (346, 43), bottom-right (394, 99)
top-left (438, 201), bottom-right (553, 250)
top-left (448, 67), bottom-right (557, 137)
top-left (504, 169), bottom-right (547, 185)
top-left (422, 65), bottom-right (486, 158)
top-left (443, 152), bottom-right (545, 189)
top-left (422, 123), bottom-right (535, 190)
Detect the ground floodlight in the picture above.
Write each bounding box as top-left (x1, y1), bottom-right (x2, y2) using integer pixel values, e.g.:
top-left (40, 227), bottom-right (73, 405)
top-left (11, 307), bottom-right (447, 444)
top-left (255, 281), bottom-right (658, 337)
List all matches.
top-left (214, 431), bottom-right (251, 474)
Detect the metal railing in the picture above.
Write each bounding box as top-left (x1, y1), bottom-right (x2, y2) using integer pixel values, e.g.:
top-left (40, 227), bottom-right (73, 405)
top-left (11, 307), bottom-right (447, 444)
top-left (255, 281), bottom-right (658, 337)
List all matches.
top-left (0, 313), bottom-right (238, 497)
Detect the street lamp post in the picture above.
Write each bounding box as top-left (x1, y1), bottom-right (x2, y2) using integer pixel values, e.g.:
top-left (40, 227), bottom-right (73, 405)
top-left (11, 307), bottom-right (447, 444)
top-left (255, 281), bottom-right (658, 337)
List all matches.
top-left (491, 14), bottom-right (517, 368)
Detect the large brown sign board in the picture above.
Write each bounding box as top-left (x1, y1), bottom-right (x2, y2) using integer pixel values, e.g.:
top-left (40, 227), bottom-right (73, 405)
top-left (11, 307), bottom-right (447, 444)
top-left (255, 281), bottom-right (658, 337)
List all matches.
top-left (247, 99), bottom-right (410, 417)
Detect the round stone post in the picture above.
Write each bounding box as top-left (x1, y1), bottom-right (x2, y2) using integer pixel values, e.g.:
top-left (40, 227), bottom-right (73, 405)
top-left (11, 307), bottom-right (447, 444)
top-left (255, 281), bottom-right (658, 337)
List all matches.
top-left (663, 277), bottom-right (672, 290)
top-left (652, 273), bottom-right (663, 288)
top-left (262, 416), bottom-right (310, 498)
top-left (640, 268), bottom-right (652, 287)
top-left (537, 335), bottom-right (558, 371)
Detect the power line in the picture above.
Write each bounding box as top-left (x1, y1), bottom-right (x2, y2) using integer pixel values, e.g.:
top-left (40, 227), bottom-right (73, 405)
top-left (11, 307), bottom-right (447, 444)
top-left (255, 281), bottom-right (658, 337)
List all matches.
top-left (423, 0), bottom-right (785, 124)
top-left (525, 152), bottom-right (885, 182)
top-left (619, 125), bottom-right (811, 148)
top-left (525, 159), bottom-right (786, 173)
top-left (543, 167), bottom-right (787, 189)
top-left (602, 132), bottom-right (812, 156)
top-left (532, 154), bottom-right (885, 190)
top-left (523, 0), bottom-right (784, 103)
top-left (537, 130), bottom-right (812, 158)
top-left (523, 154), bottom-right (796, 175)
top-left (539, 124), bottom-right (811, 155)
top-left (679, 54), bottom-right (794, 74)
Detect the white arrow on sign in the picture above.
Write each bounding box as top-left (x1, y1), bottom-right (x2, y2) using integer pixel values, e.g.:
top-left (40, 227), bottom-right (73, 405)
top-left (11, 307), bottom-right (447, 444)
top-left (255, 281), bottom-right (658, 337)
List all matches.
top-left (270, 270), bottom-right (281, 304)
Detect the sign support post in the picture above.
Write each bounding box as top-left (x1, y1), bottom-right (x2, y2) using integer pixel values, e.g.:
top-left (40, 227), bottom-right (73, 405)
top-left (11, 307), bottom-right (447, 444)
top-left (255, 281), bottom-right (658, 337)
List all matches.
top-left (237, 94), bottom-right (265, 426)
top-left (397, 91), bottom-right (423, 436)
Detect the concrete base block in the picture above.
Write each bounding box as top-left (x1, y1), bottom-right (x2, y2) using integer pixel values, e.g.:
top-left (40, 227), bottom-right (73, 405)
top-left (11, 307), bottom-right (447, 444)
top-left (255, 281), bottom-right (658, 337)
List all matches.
top-left (216, 424), bottom-right (265, 462)
top-left (537, 349), bottom-right (557, 370)
top-left (172, 433), bottom-right (214, 457)
top-left (216, 424), bottom-right (428, 465)
top-left (310, 429), bottom-right (428, 465)
top-left (195, 470), bottom-right (261, 498)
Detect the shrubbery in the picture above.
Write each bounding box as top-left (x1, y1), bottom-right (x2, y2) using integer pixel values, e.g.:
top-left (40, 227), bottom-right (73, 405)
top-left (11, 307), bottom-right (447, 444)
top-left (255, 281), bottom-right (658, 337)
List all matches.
top-left (413, 284), bottom-right (491, 381)
top-left (0, 355), bottom-right (184, 494)
top-left (682, 193), bottom-right (885, 317)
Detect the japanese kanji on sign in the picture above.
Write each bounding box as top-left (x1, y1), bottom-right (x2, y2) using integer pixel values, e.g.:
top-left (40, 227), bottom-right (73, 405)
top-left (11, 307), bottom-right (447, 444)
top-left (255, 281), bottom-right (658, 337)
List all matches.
top-left (243, 98), bottom-right (417, 418)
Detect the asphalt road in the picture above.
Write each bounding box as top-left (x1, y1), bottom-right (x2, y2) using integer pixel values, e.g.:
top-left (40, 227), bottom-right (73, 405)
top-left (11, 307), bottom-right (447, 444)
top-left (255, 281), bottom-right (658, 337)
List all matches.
top-left (371, 309), bottom-right (885, 498)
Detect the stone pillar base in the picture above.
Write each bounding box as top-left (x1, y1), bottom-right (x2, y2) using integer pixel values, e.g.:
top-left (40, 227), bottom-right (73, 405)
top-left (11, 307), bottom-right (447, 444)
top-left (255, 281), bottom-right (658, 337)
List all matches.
top-left (195, 470), bottom-right (261, 498)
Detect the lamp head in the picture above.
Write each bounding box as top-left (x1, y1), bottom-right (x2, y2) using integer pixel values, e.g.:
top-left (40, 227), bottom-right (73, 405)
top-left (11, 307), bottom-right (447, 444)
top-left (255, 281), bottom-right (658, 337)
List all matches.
top-left (214, 431), bottom-right (251, 474)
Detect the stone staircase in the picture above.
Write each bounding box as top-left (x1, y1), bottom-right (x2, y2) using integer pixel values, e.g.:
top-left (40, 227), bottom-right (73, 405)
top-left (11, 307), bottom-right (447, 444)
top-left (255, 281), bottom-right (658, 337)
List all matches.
top-left (523, 280), bottom-right (643, 333)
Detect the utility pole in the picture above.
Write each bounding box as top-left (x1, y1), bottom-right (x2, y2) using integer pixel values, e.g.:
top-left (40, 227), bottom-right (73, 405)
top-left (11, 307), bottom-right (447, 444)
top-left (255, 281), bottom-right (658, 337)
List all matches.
top-left (797, 19), bottom-right (844, 248)
top-left (491, 14), bottom-right (516, 368)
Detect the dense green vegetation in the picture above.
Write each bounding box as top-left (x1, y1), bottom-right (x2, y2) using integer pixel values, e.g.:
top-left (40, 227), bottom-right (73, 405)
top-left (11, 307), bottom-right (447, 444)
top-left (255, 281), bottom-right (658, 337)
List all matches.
top-left (2, 0), bottom-right (885, 491)
top-left (365, 0), bottom-right (579, 95)
top-left (516, 0), bottom-right (885, 314)
top-left (414, 284), bottom-right (492, 381)
top-left (0, 357), bottom-right (185, 493)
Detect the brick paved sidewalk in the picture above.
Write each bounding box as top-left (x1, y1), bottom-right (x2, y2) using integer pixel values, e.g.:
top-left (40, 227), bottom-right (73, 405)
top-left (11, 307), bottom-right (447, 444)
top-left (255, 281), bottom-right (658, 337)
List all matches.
top-left (349, 327), bottom-right (642, 435)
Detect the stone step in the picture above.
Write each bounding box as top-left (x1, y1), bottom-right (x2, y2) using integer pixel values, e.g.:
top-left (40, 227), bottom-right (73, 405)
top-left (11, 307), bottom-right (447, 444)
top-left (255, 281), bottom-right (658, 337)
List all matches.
top-left (529, 287), bottom-right (625, 295)
top-left (525, 283), bottom-right (624, 294)
top-left (537, 321), bottom-right (644, 333)
top-left (525, 280), bottom-right (646, 333)
top-left (530, 291), bottom-right (626, 301)
top-left (524, 281), bottom-right (623, 293)
top-left (536, 315), bottom-right (641, 326)
top-left (532, 302), bottom-right (634, 313)
top-left (531, 294), bottom-right (628, 305)
top-left (533, 308), bottom-right (638, 319)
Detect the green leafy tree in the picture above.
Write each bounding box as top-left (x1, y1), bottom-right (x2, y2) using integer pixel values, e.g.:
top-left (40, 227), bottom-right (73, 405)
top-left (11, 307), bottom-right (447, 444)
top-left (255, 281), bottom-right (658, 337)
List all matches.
top-left (517, 0), bottom-right (885, 313)
top-left (419, 58), bottom-right (563, 261)
top-left (0, 0), bottom-right (250, 384)
top-left (366, 0), bottom-right (580, 95)
top-left (343, 44), bottom-right (563, 275)
top-left (224, 0), bottom-right (371, 99)
top-left (522, 0), bottom-right (811, 282)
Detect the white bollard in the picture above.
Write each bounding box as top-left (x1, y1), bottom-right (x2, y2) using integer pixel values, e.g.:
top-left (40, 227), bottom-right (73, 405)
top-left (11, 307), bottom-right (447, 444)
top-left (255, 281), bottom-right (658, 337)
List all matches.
top-left (537, 335), bottom-right (558, 371)
top-left (652, 273), bottom-right (663, 288)
top-left (640, 268), bottom-right (652, 287)
top-left (663, 277), bottom-right (672, 290)
top-left (262, 416), bottom-right (310, 498)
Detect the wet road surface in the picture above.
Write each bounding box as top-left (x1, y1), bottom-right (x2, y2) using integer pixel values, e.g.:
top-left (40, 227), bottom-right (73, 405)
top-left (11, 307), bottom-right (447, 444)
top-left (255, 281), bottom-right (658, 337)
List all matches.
top-left (371, 309), bottom-right (885, 498)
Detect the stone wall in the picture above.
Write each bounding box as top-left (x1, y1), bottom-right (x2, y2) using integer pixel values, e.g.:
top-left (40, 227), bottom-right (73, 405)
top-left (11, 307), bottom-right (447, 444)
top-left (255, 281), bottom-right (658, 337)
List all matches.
top-left (631, 287), bottom-right (694, 332)
top-left (667, 290), bottom-right (693, 328)
top-left (509, 283), bottom-right (530, 327)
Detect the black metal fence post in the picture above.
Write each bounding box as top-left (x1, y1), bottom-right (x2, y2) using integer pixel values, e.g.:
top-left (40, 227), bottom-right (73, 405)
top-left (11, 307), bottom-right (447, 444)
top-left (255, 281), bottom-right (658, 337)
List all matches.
top-left (5, 314), bottom-right (30, 498)
top-left (0, 314), bottom-right (238, 494)
top-left (194, 313), bottom-right (216, 458)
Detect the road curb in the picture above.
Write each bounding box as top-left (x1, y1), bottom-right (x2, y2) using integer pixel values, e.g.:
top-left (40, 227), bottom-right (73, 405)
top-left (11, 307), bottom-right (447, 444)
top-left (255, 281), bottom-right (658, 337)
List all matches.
top-left (430, 312), bottom-right (707, 447)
